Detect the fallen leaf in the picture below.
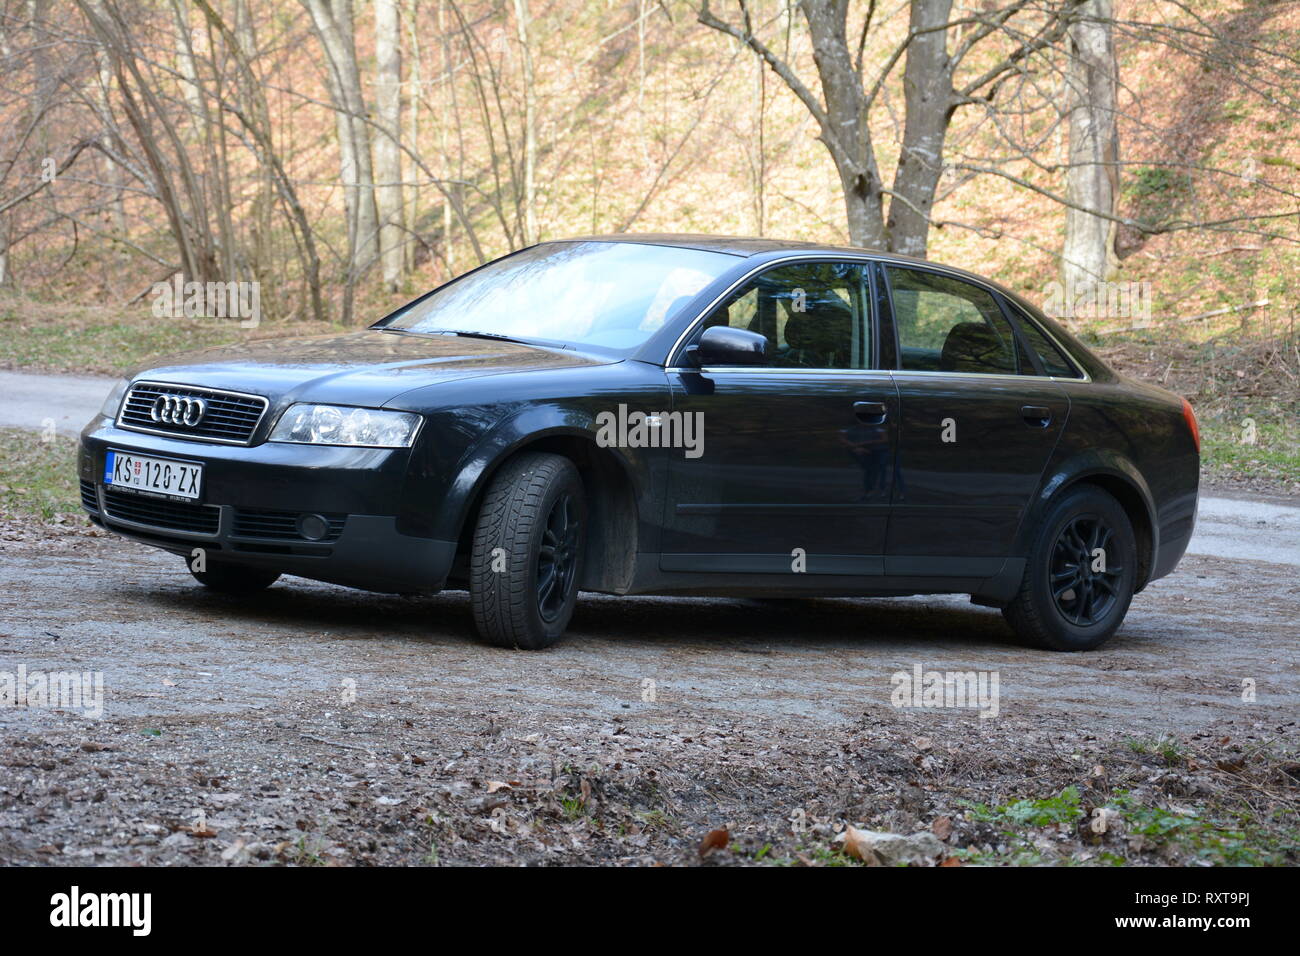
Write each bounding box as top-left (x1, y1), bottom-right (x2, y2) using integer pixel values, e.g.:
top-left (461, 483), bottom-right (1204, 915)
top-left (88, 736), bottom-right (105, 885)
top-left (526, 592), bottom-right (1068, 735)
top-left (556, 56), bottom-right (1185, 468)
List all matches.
top-left (939, 855), bottom-right (963, 867)
top-left (841, 824), bottom-right (875, 863)
top-left (698, 827), bottom-right (729, 857)
top-left (931, 816), bottom-right (954, 841)
top-left (486, 780), bottom-right (512, 793)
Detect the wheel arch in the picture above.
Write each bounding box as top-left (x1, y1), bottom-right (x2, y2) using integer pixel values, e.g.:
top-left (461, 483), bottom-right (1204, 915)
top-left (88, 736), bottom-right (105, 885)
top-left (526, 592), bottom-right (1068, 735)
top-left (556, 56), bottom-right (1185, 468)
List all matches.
top-left (452, 426), bottom-right (641, 593)
top-left (1030, 456), bottom-right (1158, 592)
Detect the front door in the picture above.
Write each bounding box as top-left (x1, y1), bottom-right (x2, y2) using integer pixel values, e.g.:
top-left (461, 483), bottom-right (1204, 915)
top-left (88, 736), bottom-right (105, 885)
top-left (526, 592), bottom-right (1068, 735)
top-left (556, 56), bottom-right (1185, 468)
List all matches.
top-left (661, 260), bottom-right (897, 575)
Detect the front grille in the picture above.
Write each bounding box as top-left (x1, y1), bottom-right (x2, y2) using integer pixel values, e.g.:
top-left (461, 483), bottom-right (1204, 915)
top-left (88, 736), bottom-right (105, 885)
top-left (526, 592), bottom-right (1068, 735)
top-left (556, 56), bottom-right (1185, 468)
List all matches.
top-left (232, 508), bottom-right (346, 542)
top-left (102, 487), bottom-right (220, 535)
top-left (118, 381), bottom-right (268, 445)
top-left (79, 479), bottom-right (98, 513)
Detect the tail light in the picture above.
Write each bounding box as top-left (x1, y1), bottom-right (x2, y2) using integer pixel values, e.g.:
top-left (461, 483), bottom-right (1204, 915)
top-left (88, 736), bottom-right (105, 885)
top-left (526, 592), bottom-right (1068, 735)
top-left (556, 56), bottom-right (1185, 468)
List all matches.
top-left (1182, 398), bottom-right (1200, 453)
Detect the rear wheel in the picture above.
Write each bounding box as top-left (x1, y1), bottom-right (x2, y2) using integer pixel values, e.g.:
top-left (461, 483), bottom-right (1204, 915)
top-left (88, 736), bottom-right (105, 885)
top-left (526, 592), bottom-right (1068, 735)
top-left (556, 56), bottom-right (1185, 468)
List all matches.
top-left (470, 452), bottom-right (586, 649)
top-left (189, 562), bottom-right (280, 594)
top-left (1003, 486), bottom-right (1137, 651)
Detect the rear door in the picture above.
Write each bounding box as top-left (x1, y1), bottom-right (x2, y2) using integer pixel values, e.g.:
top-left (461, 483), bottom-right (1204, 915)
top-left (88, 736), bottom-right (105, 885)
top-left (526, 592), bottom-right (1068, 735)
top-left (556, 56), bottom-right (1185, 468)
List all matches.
top-left (661, 259), bottom-right (897, 575)
top-left (879, 263), bottom-right (1069, 577)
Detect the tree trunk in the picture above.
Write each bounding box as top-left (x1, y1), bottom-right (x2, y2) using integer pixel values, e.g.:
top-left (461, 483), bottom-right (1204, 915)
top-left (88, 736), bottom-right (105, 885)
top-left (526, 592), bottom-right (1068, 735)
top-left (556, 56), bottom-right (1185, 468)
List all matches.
top-left (303, 0), bottom-right (378, 321)
top-left (403, 0), bottom-right (421, 273)
top-left (512, 0), bottom-right (537, 245)
top-left (797, 0), bottom-right (887, 249)
top-left (373, 0), bottom-right (403, 290)
top-left (1062, 0), bottom-right (1119, 295)
top-left (887, 0), bottom-right (955, 257)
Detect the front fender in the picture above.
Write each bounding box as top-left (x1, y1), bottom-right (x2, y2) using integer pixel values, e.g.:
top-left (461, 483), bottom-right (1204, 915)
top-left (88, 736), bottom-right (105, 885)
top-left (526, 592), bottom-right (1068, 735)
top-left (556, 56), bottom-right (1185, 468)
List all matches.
top-left (394, 374), bottom-right (670, 551)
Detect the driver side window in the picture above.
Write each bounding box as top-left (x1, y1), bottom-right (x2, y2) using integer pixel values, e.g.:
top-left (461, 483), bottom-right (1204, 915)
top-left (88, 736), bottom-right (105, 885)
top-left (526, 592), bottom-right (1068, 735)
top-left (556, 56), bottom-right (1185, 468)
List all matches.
top-left (696, 262), bottom-right (870, 370)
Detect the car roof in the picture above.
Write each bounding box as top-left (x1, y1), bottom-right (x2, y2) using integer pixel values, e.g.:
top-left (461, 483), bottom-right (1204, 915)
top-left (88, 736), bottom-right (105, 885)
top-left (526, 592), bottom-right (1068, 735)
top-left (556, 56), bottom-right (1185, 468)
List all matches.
top-left (556, 233), bottom-right (1107, 379)
top-left (545, 233), bottom-right (989, 281)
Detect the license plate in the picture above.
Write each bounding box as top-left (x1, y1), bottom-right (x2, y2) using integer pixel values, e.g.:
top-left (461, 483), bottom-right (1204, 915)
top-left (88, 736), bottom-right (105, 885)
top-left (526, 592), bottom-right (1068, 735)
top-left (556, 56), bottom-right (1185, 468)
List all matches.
top-left (104, 450), bottom-right (203, 500)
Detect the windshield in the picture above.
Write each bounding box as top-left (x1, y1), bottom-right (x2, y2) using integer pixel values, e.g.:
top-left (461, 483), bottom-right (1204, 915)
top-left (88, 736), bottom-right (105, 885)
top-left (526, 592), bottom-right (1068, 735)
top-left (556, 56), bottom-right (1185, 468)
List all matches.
top-left (378, 241), bottom-right (737, 352)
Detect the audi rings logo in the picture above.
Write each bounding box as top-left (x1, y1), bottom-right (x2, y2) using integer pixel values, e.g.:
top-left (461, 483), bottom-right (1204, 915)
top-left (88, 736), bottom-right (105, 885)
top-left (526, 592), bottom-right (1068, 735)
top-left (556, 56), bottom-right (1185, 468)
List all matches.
top-left (150, 394), bottom-right (206, 427)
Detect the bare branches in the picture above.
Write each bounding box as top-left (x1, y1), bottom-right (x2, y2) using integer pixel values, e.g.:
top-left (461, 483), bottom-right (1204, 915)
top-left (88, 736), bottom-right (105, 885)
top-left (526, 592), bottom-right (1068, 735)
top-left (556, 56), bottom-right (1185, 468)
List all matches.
top-left (698, 1), bottom-right (830, 133)
top-left (0, 136), bottom-right (97, 217)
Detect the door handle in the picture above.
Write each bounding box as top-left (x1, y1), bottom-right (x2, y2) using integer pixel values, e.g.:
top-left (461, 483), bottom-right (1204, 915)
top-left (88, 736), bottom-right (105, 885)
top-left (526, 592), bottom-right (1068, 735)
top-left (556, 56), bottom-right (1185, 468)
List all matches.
top-left (1021, 405), bottom-right (1052, 427)
top-left (854, 401), bottom-right (888, 424)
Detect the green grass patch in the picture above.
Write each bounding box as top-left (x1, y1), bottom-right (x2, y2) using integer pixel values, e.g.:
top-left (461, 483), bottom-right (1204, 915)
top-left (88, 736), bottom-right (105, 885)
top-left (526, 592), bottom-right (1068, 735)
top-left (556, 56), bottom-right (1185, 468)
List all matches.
top-left (1107, 792), bottom-right (1298, 866)
top-left (965, 786), bottom-right (1083, 829)
top-left (0, 303), bottom-right (246, 375)
top-left (0, 427), bottom-right (80, 521)
top-left (1125, 736), bottom-right (1187, 766)
top-left (1200, 415), bottom-right (1300, 488)
top-left (0, 294), bottom-right (349, 375)
top-left (954, 782), bottom-right (1298, 866)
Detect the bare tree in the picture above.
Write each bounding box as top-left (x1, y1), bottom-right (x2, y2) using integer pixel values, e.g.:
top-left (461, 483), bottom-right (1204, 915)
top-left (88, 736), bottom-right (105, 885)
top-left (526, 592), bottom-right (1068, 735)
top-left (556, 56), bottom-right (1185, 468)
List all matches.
top-left (699, 0), bottom-right (1085, 254)
top-left (193, 0), bottom-right (327, 322)
top-left (373, 0), bottom-right (403, 290)
top-left (511, 0), bottom-right (537, 244)
top-left (1062, 0), bottom-right (1118, 294)
top-left (77, 0), bottom-right (223, 283)
top-left (303, 0), bottom-right (378, 322)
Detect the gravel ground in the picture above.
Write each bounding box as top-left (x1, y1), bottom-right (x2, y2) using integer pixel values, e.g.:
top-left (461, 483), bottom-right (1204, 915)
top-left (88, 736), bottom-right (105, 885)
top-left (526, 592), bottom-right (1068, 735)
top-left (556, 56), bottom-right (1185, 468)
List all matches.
top-left (1, 513), bottom-right (1297, 866)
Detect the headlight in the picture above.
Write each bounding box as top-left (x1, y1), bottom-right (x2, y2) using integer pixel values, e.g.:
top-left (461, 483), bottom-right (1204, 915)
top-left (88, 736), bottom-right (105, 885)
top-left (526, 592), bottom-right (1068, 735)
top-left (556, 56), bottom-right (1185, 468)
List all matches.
top-left (269, 404), bottom-right (421, 448)
top-left (99, 378), bottom-right (130, 419)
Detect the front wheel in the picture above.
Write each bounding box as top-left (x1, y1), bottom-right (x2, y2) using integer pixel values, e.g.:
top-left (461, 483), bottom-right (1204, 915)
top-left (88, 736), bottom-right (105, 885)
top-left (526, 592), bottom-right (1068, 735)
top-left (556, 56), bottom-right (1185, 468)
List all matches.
top-left (1003, 486), bottom-right (1137, 651)
top-left (470, 452), bottom-right (586, 649)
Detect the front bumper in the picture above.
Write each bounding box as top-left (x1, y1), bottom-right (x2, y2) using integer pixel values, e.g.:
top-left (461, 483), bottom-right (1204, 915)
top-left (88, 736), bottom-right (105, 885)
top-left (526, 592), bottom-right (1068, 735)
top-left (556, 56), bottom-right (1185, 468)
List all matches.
top-left (78, 418), bottom-right (456, 593)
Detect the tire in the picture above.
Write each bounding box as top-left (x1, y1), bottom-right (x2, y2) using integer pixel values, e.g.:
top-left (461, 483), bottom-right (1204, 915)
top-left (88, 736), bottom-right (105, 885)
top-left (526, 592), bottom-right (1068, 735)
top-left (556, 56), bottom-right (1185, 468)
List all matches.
top-left (470, 452), bottom-right (586, 649)
top-left (1002, 485), bottom-right (1137, 651)
top-left (189, 562), bottom-right (280, 594)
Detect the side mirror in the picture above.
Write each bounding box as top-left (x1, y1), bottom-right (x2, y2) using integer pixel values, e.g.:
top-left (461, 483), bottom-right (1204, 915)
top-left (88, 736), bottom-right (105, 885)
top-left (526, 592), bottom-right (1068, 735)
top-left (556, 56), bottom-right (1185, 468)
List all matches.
top-left (691, 326), bottom-right (769, 367)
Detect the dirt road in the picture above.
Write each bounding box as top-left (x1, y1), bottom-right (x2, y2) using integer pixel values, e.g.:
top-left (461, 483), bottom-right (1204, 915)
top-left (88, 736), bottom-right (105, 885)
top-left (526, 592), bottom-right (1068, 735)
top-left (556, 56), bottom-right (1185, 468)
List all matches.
top-left (1, 371), bottom-right (1296, 865)
top-left (1, 515), bottom-right (1296, 865)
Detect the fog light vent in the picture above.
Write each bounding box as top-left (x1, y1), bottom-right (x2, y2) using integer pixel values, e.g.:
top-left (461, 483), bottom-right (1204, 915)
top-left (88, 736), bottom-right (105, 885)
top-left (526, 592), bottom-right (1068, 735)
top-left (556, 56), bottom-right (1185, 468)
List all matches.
top-left (296, 513), bottom-right (330, 541)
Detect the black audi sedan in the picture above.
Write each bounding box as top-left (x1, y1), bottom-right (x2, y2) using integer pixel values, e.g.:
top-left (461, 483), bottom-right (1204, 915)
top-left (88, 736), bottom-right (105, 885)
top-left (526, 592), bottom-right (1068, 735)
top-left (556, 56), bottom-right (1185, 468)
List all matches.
top-left (78, 235), bottom-right (1199, 651)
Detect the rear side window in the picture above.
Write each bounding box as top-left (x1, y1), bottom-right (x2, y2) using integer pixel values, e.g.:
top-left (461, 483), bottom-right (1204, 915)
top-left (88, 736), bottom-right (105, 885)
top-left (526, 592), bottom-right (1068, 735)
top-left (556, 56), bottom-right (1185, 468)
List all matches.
top-left (1005, 303), bottom-right (1078, 377)
top-left (885, 266), bottom-right (1023, 375)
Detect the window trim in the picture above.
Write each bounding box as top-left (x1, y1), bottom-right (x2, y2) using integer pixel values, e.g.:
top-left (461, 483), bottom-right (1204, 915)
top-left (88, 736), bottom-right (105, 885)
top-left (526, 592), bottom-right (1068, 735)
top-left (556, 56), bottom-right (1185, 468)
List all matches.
top-left (997, 296), bottom-right (1084, 381)
top-left (665, 252), bottom-right (1090, 383)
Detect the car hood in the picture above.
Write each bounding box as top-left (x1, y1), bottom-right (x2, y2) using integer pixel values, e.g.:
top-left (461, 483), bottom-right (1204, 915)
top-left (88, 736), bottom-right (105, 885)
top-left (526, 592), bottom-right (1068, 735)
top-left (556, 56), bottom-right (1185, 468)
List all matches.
top-left (128, 330), bottom-right (613, 407)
